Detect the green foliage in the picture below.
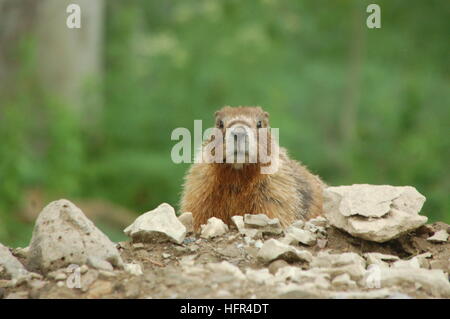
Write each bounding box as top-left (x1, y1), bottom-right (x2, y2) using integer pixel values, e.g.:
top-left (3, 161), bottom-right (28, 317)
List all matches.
top-left (0, 0), bottom-right (448, 246)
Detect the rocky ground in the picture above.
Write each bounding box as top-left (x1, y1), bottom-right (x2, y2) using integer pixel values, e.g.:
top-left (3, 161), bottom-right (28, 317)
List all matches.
top-left (1, 185), bottom-right (449, 299)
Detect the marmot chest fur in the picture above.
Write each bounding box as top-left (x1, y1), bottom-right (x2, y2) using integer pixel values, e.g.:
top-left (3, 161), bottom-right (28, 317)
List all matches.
top-left (180, 106), bottom-right (325, 231)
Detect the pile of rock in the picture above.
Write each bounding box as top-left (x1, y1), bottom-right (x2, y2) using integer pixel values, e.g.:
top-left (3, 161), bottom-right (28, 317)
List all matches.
top-left (1, 183), bottom-right (449, 299)
top-left (323, 184), bottom-right (428, 242)
top-left (0, 199), bottom-right (144, 298)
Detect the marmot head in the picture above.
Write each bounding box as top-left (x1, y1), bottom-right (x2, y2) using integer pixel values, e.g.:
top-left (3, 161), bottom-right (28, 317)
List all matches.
top-left (207, 106), bottom-right (274, 168)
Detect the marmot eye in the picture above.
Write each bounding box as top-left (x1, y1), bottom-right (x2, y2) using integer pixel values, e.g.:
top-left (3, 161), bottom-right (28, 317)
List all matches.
top-left (218, 120), bottom-right (224, 128)
top-left (257, 121), bottom-right (262, 128)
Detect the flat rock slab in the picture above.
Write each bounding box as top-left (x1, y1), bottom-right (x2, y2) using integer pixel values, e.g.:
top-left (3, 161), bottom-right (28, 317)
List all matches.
top-left (27, 199), bottom-right (123, 273)
top-left (244, 214), bottom-right (283, 235)
top-left (324, 184), bottom-right (427, 242)
top-left (124, 203), bottom-right (186, 244)
top-left (257, 239), bottom-right (312, 263)
top-left (427, 230), bottom-right (449, 243)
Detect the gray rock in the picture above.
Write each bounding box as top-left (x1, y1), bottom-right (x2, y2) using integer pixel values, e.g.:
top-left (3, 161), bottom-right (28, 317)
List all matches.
top-left (312, 251), bottom-right (366, 268)
top-left (290, 220), bottom-right (305, 229)
top-left (363, 252), bottom-right (399, 268)
top-left (231, 216), bottom-right (245, 232)
top-left (331, 273), bottom-right (357, 288)
top-left (275, 266), bottom-right (330, 288)
top-left (308, 216), bottom-right (328, 228)
top-left (47, 270), bottom-right (67, 281)
top-left (245, 268), bottom-right (275, 285)
top-left (12, 246), bottom-right (29, 259)
top-left (277, 283), bottom-right (326, 299)
top-left (124, 263), bottom-right (143, 276)
top-left (124, 203), bottom-right (186, 244)
top-left (243, 214), bottom-right (283, 235)
top-left (257, 239), bottom-right (313, 263)
top-left (414, 252), bottom-right (433, 268)
top-left (388, 292), bottom-right (414, 299)
top-left (311, 251), bottom-right (366, 281)
top-left (5, 291), bottom-right (29, 299)
top-left (200, 217), bottom-right (229, 239)
top-left (324, 184), bottom-right (427, 242)
top-left (87, 256), bottom-right (114, 271)
top-left (304, 222), bottom-right (326, 234)
top-left (427, 230), bottom-right (449, 243)
top-left (206, 261), bottom-right (245, 280)
top-left (27, 199), bottom-right (123, 273)
top-left (282, 226), bottom-right (316, 246)
top-left (268, 260), bottom-right (290, 275)
top-left (332, 289), bottom-right (393, 299)
top-left (178, 212), bottom-right (194, 234)
top-left (0, 243), bottom-right (40, 285)
top-left (379, 267), bottom-right (450, 298)
top-left (392, 257), bottom-right (421, 269)
top-left (81, 269), bottom-right (99, 292)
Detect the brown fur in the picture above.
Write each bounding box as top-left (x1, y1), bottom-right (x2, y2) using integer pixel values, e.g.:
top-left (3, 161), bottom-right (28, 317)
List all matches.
top-left (180, 106), bottom-right (325, 231)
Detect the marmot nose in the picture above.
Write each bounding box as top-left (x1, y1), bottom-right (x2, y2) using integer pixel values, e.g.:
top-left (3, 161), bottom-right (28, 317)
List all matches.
top-left (231, 125), bottom-right (248, 139)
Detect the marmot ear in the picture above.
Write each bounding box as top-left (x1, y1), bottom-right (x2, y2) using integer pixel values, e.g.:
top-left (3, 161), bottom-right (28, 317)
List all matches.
top-left (263, 111), bottom-right (269, 118)
top-left (214, 111), bottom-right (221, 119)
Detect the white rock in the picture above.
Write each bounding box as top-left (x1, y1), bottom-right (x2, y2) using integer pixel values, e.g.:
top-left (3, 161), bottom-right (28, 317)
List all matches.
top-left (317, 239), bottom-right (328, 249)
top-left (283, 226), bottom-right (316, 246)
top-left (290, 220), bottom-right (305, 229)
top-left (311, 251), bottom-right (366, 281)
top-left (124, 263), bottom-right (143, 276)
top-left (331, 289), bottom-right (393, 299)
top-left (274, 266), bottom-right (304, 282)
top-left (124, 203), bottom-right (186, 244)
top-left (414, 252), bottom-right (432, 268)
top-left (79, 265), bottom-right (89, 274)
top-left (304, 222), bottom-right (326, 234)
top-left (206, 261), bottom-right (245, 280)
top-left (324, 184), bottom-right (427, 242)
top-left (243, 214), bottom-right (283, 235)
top-left (244, 236), bottom-right (255, 245)
top-left (277, 283), bottom-right (327, 299)
top-left (308, 216), bottom-right (328, 228)
top-left (257, 239), bottom-right (313, 263)
top-left (275, 266), bottom-right (330, 288)
top-left (0, 243), bottom-right (40, 285)
top-left (363, 252), bottom-right (399, 267)
top-left (231, 216), bottom-right (245, 232)
top-left (312, 251), bottom-right (366, 268)
top-left (331, 273), bottom-right (357, 288)
top-left (427, 230), bottom-right (449, 243)
top-left (27, 199), bottom-right (123, 273)
top-left (12, 246), bottom-right (29, 259)
top-left (200, 217), bottom-right (229, 239)
top-left (99, 270), bottom-right (117, 279)
top-left (392, 257), bottom-right (421, 269)
top-left (245, 268), bottom-right (275, 285)
top-left (254, 240), bottom-right (264, 249)
top-left (87, 256), bottom-right (114, 271)
top-left (178, 212), bottom-right (194, 233)
top-left (54, 273), bottom-right (68, 281)
top-left (241, 228), bottom-right (260, 239)
top-left (379, 267), bottom-right (450, 298)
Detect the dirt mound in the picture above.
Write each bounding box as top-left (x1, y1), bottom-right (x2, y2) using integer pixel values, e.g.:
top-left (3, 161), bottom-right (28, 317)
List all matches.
top-left (1, 221), bottom-right (448, 299)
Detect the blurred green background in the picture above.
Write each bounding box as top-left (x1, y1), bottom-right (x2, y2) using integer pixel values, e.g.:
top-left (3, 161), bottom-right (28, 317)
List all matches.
top-left (0, 0), bottom-right (449, 247)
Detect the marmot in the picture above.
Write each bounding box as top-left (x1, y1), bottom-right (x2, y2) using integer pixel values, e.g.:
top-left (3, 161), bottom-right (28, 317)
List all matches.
top-left (180, 106), bottom-right (325, 231)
